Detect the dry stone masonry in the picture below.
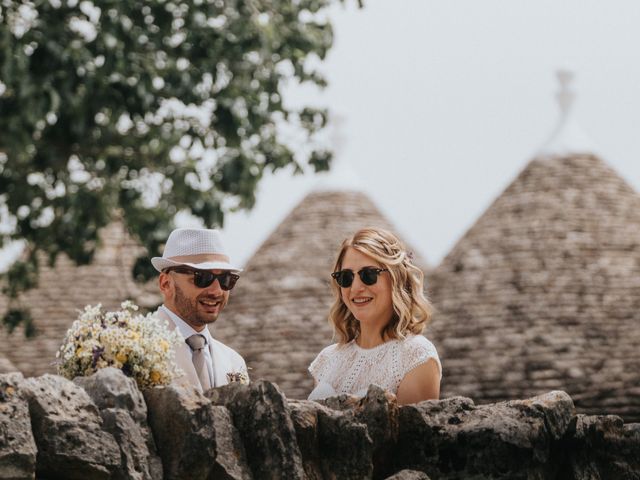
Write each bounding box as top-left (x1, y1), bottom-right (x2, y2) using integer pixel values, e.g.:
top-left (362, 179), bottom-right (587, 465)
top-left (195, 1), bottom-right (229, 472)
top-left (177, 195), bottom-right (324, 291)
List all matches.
top-left (1, 368), bottom-right (639, 479)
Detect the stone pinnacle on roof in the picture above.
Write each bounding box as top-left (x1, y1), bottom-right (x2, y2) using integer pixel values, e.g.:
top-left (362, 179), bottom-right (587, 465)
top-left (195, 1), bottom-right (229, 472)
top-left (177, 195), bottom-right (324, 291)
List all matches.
top-left (537, 70), bottom-right (599, 158)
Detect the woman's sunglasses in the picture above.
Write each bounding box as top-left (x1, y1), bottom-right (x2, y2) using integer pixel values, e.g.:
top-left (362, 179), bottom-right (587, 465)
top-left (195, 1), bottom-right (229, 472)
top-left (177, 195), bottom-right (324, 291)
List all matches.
top-left (166, 267), bottom-right (239, 291)
top-left (331, 267), bottom-right (389, 288)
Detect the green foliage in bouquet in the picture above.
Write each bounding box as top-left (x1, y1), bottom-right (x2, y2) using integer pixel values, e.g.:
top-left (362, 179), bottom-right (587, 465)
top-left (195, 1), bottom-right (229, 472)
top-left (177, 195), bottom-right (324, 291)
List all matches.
top-left (57, 301), bottom-right (182, 388)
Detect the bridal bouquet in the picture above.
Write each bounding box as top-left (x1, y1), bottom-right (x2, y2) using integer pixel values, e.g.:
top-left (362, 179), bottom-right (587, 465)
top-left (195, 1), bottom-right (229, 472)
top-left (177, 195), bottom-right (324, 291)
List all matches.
top-left (57, 301), bottom-right (182, 388)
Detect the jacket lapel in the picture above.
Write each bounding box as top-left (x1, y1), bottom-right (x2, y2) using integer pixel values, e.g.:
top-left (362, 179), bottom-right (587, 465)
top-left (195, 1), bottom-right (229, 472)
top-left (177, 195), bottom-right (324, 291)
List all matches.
top-left (209, 339), bottom-right (231, 387)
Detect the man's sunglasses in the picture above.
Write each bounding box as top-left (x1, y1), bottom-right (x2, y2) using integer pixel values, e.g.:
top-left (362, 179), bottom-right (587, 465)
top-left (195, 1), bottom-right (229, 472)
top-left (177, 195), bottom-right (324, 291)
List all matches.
top-left (331, 267), bottom-right (389, 288)
top-left (166, 267), bottom-right (239, 291)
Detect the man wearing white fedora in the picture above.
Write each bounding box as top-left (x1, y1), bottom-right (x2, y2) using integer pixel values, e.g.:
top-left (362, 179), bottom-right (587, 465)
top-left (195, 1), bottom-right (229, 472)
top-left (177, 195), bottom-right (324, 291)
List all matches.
top-left (152, 228), bottom-right (248, 392)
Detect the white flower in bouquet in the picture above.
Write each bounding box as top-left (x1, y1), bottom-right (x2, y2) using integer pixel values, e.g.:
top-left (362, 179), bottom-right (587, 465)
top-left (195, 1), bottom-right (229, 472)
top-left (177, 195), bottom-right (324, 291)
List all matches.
top-left (226, 370), bottom-right (250, 385)
top-left (56, 301), bottom-right (182, 388)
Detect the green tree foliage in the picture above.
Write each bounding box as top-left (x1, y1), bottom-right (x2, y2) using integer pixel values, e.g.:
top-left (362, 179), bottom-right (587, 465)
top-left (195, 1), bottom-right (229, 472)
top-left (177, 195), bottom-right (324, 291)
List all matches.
top-left (0, 0), bottom-right (347, 334)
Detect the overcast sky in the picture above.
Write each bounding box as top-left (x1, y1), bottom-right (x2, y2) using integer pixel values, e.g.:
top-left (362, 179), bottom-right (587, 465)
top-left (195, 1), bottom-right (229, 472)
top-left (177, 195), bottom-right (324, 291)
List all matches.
top-left (2, 1), bottom-right (640, 272)
top-left (220, 0), bottom-right (640, 267)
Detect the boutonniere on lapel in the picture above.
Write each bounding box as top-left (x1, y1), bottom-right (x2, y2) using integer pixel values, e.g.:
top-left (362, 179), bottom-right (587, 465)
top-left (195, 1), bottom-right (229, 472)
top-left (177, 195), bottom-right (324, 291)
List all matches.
top-left (226, 370), bottom-right (250, 385)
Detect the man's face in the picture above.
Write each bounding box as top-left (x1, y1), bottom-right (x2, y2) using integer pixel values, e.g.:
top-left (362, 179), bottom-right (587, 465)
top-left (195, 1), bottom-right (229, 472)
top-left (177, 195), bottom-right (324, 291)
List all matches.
top-left (160, 268), bottom-right (231, 331)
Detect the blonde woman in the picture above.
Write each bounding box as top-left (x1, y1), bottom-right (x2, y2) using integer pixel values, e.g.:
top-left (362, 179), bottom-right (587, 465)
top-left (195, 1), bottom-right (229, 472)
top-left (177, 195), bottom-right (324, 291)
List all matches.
top-left (308, 228), bottom-right (441, 404)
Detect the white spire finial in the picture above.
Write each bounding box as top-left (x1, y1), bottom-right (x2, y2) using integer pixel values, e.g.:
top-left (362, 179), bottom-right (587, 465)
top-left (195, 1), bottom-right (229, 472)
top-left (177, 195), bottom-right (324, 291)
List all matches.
top-left (537, 69), bottom-right (598, 158)
top-left (556, 69), bottom-right (574, 116)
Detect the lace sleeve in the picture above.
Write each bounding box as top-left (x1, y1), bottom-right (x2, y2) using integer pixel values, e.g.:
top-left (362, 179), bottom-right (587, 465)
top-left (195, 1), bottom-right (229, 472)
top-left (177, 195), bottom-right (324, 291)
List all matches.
top-left (308, 344), bottom-right (337, 382)
top-left (402, 335), bottom-right (442, 380)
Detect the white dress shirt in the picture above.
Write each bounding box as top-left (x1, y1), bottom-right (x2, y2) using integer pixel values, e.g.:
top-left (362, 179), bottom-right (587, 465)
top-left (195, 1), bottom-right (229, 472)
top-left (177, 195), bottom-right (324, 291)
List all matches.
top-left (160, 305), bottom-right (215, 387)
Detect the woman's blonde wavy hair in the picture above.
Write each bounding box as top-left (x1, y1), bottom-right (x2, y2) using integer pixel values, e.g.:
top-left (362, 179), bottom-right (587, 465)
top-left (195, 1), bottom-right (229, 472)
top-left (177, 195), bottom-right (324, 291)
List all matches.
top-left (328, 227), bottom-right (433, 344)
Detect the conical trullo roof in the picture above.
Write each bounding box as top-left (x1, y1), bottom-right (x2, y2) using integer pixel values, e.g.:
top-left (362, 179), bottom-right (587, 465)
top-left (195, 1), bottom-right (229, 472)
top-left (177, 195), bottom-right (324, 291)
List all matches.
top-left (429, 76), bottom-right (640, 421)
top-left (0, 222), bottom-right (160, 376)
top-left (215, 188), bottom-right (426, 399)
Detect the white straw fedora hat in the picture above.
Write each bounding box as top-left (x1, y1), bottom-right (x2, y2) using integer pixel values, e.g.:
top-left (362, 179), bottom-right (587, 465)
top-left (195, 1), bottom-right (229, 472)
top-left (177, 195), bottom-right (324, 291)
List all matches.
top-left (151, 228), bottom-right (242, 273)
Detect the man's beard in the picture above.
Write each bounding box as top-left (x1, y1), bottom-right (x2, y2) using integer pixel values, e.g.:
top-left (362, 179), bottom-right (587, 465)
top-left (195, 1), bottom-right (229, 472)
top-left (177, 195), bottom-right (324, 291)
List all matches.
top-left (173, 284), bottom-right (226, 328)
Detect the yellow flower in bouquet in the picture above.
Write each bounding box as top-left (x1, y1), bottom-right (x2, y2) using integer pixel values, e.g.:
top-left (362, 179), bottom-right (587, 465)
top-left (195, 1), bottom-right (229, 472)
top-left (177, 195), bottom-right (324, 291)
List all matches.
top-left (56, 301), bottom-right (182, 388)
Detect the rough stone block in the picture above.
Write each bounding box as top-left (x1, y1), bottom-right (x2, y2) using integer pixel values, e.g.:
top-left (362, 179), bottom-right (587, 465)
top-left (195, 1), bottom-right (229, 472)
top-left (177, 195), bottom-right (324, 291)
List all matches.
top-left (562, 414), bottom-right (640, 480)
top-left (101, 408), bottom-right (159, 480)
top-left (385, 470), bottom-right (431, 480)
top-left (208, 405), bottom-right (253, 480)
top-left (22, 374), bottom-right (120, 480)
top-left (290, 398), bottom-right (375, 479)
top-left (506, 390), bottom-right (575, 440)
top-left (207, 380), bottom-right (305, 480)
top-left (314, 386), bottom-right (398, 477)
top-left (395, 391), bottom-right (574, 479)
top-left (316, 406), bottom-right (373, 480)
top-left (0, 373), bottom-right (37, 480)
top-left (75, 368), bottom-right (162, 480)
top-left (143, 384), bottom-right (216, 480)
top-left (352, 386), bottom-right (400, 477)
top-left (74, 367), bottom-right (147, 422)
top-left (289, 399), bottom-right (324, 480)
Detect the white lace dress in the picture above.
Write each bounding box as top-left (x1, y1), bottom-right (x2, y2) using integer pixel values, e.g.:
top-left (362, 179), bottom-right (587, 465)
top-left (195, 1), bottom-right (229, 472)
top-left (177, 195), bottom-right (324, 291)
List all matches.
top-left (308, 334), bottom-right (441, 401)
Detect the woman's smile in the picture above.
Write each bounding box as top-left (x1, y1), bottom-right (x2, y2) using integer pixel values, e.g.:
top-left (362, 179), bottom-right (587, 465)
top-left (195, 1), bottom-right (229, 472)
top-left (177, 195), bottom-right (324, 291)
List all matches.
top-left (351, 296), bottom-right (373, 305)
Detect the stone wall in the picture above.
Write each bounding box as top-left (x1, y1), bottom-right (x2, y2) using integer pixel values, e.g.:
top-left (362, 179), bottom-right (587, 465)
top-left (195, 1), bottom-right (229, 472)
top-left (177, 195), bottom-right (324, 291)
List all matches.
top-left (1, 369), bottom-right (639, 480)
